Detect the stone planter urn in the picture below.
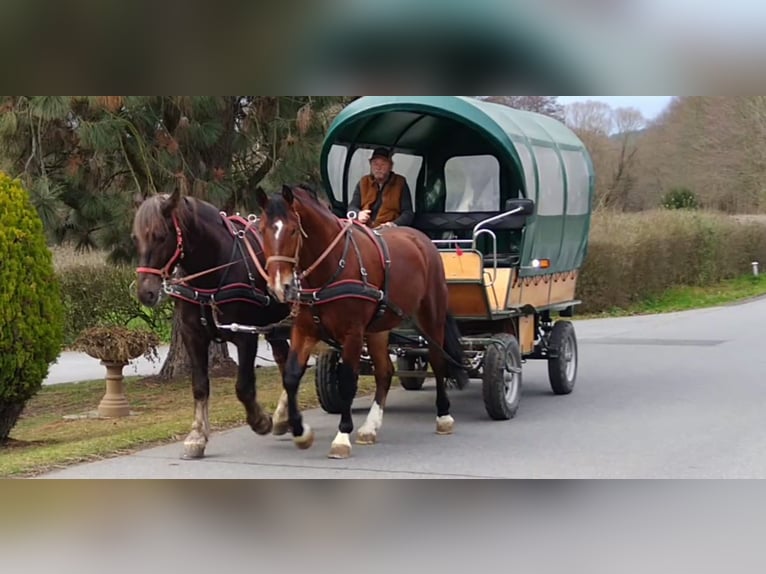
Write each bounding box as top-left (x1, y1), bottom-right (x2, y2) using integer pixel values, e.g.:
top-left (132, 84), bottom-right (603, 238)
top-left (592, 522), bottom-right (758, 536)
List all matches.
top-left (72, 326), bottom-right (160, 418)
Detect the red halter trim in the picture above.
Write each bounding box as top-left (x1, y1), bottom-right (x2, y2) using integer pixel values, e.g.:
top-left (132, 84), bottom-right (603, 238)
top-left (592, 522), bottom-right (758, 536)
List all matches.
top-left (136, 213), bottom-right (184, 278)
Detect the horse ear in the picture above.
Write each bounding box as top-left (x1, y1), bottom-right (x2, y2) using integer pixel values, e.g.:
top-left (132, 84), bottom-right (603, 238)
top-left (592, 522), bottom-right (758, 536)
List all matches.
top-left (161, 186), bottom-right (181, 217)
top-left (282, 184), bottom-right (294, 205)
top-left (254, 186), bottom-right (269, 211)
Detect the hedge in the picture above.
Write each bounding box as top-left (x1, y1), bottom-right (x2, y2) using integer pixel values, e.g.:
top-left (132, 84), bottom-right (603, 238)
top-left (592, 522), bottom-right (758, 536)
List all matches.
top-left (577, 210), bottom-right (766, 314)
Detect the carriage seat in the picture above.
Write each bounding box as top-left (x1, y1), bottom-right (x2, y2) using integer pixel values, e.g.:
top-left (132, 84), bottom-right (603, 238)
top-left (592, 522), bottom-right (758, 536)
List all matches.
top-left (411, 211), bottom-right (528, 233)
top-left (412, 212), bottom-right (524, 268)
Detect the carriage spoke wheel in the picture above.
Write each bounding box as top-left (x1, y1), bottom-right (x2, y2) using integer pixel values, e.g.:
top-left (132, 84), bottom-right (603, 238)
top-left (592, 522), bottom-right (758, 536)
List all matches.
top-left (547, 320), bottom-right (578, 395)
top-left (482, 333), bottom-right (522, 421)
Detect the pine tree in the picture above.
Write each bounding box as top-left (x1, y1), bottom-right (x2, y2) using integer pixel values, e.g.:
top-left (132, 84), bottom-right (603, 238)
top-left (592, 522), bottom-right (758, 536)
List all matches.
top-left (0, 95), bottom-right (354, 377)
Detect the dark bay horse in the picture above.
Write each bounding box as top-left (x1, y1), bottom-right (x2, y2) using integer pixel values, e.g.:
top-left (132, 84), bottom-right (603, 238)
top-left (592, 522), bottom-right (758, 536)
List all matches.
top-left (254, 184), bottom-right (468, 459)
top-left (133, 185), bottom-right (294, 459)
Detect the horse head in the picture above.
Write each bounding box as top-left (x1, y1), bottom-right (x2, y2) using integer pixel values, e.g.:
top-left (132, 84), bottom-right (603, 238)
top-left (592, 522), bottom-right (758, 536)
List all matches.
top-left (255, 183), bottom-right (338, 302)
top-left (132, 185), bottom-right (188, 307)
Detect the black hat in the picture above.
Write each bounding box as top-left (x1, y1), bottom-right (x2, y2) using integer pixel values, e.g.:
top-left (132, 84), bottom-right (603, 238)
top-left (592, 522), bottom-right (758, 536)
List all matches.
top-left (370, 147), bottom-right (392, 162)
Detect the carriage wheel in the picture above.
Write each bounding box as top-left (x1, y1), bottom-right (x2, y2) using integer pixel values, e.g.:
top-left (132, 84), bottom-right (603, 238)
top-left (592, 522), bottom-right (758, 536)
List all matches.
top-left (482, 333), bottom-right (522, 421)
top-left (397, 355), bottom-right (428, 391)
top-left (314, 349), bottom-right (344, 414)
top-left (547, 320), bottom-right (578, 395)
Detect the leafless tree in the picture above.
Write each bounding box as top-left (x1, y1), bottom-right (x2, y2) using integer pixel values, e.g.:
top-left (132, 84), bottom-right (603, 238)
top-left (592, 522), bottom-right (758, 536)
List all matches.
top-left (476, 96), bottom-right (565, 120)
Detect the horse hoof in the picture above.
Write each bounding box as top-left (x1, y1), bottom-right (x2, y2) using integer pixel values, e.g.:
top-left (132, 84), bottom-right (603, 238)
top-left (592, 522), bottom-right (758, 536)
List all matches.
top-left (328, 444), bottom-right (352, 459)
top-left (329, 432), bottom-right (352, 458)
top-left (182, 442), bottom-right (207, 460)
top-left (272, 420), bottom-right (290, 437)
top-left (436, 415), bottom-right (455, 435)
top-left (253, 414), bottom-right (273, 436)
top-left (356, 432), bottom-right (377, 445)
top-left (293, 426), bottom-right (315, 450)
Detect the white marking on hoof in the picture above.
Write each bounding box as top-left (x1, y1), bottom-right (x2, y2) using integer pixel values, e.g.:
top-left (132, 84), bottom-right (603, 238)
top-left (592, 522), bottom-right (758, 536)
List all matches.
top-left (293, 424), bottom-right (315, 450)
top-left (357, 402), bottom-right (383, 445)
top-left (356, 430), bottom-right (377, 445)
top-left (272, 391), bottom-right (289, 436)
top-left (436, 415), bottom-right (455, 435)
top-left (272, 421), bottom-right (290, 436)
top-left (183, 432), bottom-right (207, 459)
top-left (329, 432), bottom-right (352, 459)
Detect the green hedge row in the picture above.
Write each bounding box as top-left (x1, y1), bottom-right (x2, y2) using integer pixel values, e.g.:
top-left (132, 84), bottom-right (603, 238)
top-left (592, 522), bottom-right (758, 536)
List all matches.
top-left (53, 211), bottom-right (766, 345)
top-left (56, 263), bottom-right (172, 347)
top-left (577, 210), bottom-right (766, 314)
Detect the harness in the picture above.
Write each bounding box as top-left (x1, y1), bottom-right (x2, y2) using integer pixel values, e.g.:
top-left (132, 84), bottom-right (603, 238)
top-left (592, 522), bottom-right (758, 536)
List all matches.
top-left (255, 208), bottom-right (468, 375)
top-left (135, 212), bottom-right (290, 337)
top-left (258, 214), bottom-right (405, 348)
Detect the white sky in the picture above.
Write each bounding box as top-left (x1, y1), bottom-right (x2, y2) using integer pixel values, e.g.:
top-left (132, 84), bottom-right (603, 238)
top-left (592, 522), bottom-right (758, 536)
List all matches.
top-left (558, 96), bottom-right (673, 119)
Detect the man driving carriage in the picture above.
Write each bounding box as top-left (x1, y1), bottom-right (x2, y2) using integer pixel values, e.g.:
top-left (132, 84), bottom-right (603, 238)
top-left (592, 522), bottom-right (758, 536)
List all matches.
top-left (348, 147), bottom-right (414, 228)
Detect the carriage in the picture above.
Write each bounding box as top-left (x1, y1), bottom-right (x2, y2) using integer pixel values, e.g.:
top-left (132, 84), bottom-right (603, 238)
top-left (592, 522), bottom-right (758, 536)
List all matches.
top-left (313, 96), bottom-right (595, 421)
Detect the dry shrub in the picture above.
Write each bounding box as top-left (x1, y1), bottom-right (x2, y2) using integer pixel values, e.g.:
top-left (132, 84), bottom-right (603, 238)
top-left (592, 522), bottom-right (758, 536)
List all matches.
top-left (578, 210), bottom-right (766, 313)
top-left (72, 326), bottom-right (159, 364)
top-left (50, 245), bottom-right (109, 272)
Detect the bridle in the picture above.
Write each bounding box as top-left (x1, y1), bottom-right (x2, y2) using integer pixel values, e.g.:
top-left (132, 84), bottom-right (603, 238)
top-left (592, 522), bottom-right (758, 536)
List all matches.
top-left (135, 212), bottom-right (247, 287)
top-left (136, 213), bottom-right (185, 280)
top-left (258, 210), bottom-right (355, 285)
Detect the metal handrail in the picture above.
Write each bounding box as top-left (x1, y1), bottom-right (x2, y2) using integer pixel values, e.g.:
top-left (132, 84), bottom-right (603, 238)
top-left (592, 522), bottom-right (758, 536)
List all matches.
top-left (429, 206), bottom-right (526, 288)
top-left (472, 206), bottom-right (524, 288)
top-left (474, 229), bottom-right (497, 287)
top-left (471, 206), bottom-right (524, 238)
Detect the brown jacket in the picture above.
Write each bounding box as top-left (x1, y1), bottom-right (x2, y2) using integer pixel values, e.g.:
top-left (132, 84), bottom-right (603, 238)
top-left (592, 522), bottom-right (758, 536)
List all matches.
top-left (355, 173), bottom-right (412, 227)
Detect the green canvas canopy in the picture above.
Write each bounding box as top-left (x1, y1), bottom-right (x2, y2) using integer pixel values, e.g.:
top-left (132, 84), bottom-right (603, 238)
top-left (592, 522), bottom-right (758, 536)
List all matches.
top-left (320, 96), bottom-right (594, 276)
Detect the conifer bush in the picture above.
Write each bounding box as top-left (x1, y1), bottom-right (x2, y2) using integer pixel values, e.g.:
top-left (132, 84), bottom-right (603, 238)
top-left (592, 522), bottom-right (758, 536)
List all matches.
top-left (0, 173), bottom-right (65, 442)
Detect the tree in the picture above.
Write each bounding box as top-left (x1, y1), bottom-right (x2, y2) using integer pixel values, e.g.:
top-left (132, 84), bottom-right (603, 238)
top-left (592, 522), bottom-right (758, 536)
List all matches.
top-left (476, 96), bottom-right (565, 120)
top-left (564, 101), bottom-right (646, 211)
top-left (0, 96), bottom-right (355, 378)
top-left (635, 96), bottom-right (766, 213)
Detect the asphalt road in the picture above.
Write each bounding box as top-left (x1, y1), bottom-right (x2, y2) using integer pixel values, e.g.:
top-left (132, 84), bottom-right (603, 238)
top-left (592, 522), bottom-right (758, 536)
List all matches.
top-left (41, 297), bottom-right (766, 478)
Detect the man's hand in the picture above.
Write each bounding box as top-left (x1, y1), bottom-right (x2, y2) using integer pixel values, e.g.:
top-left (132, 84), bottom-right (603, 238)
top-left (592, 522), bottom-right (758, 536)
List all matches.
top-left (358, 209), bottom-right (371, 224)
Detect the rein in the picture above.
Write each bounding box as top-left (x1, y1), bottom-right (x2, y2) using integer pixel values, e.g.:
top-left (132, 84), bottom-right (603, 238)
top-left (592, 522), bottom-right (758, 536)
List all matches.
top-left (258, 212), bottom-right (355, 284)
top-left (135, 210), bottom-right (271, 302)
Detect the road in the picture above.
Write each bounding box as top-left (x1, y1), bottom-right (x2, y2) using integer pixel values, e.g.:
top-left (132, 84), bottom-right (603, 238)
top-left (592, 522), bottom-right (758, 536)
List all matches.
top-left (41, 296), bottom-right (766, 478)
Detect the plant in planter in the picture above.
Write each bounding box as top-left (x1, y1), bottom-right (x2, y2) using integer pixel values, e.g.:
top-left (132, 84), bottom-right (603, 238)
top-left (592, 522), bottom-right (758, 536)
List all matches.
top-left (72, 327), bottom-right (160, 418)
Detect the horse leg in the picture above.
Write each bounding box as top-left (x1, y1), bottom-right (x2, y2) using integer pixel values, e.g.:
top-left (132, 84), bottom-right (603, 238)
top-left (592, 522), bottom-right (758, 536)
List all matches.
top-left (181, 309), bottom-right (213, 459)
top-left (266, 334), bottom-right (291, 437)
top-left (235, 334), bottom-right (273, 436)
top-left (356, 331), bottom-right (393, 446)
top-left (428, 347), bottom-right (454, 435)
top-left (417, 305), bottom-right (455, 436)
top-left (329, 331), bottom-right (363, 459)
top-left (283, 324), bottom-right (318, 450)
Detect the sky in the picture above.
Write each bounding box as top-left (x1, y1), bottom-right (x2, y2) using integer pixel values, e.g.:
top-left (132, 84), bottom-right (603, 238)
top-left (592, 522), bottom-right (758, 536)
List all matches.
top-left (558, 96), bottom-right (673, 120)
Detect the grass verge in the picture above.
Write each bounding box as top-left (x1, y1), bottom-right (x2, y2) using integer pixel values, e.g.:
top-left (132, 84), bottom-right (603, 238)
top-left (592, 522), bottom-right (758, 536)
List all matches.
top-left (1, 367), bottom-right (377, 478)
top-left (580, 273), bottom-right (766, 318)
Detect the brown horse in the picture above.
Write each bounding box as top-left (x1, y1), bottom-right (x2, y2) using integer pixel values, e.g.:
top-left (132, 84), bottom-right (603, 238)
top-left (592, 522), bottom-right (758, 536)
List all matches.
top-left (133, 185), bottom-right (295, 459)
top-left (254, 183), bottom-right (468, 459)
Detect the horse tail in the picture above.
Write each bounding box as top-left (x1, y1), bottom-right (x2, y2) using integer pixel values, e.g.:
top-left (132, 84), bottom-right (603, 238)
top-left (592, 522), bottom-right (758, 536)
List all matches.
top-left (443, 311), bottom-right (469, 389)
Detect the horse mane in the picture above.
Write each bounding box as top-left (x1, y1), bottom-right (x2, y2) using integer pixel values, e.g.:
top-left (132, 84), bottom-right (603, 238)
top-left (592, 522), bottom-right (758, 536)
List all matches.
top-left (133, 193), bottom-right (214, 247)
top-left (264, 182), bottom-right (333, 222)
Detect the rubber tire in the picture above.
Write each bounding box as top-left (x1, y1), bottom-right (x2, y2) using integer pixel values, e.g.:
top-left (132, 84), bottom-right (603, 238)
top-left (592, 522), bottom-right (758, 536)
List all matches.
top-left (397, 355), bottom-right (428, 391)
top-left (315, 349), bottom-right (344, 414)
top-left (482, 333), bottom-right (522, 421)
top-left (547, 320), bottom-right (578, 395)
